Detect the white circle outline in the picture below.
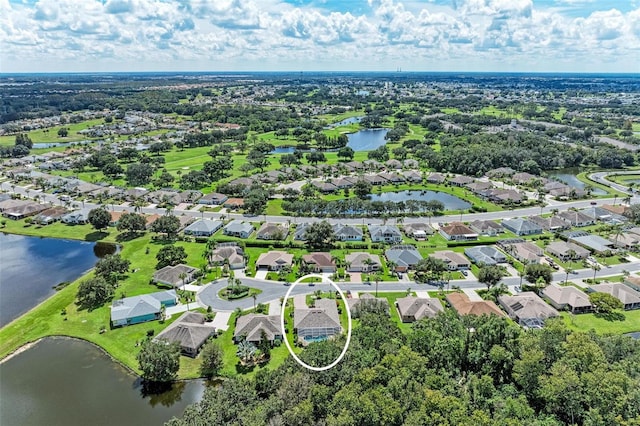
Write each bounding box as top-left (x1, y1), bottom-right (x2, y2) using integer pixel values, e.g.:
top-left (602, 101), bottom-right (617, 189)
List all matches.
top-left (280, 274), bottom-right (352, 372)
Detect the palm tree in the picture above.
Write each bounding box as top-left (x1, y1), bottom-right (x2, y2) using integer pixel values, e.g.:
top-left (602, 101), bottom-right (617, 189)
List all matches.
top-left (592, 263), bottom-right (601, 283)
top-left (179, 272), bottom-right (189, 311)
top-left (251, 291), bottom-right (257, 311)
top-left (236, 340), bottom-right (257, 366)
top-left (565, 267), bottom-right (573, 284)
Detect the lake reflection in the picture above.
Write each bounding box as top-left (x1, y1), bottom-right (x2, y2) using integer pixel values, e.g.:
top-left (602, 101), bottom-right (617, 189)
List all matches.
top-left (0, 338), bottom-right (204, 426)
top-left (0, 234), bottom-right (114, 326)
top-left (347, 129), bottom-right (389, 151)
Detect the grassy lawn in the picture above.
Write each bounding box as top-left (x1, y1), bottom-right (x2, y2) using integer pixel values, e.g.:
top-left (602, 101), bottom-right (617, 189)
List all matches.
top-left (364, 291), bottom-right (415, 334)
top-left (561, 310), bottom-right (640, 334)
top-left (0, 118), bottom-right (106, 147)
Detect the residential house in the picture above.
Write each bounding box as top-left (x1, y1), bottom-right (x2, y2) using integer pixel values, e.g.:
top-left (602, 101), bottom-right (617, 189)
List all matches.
top-left (445, 293), bottom-right (506, 317)
top-left (223, 220), bottom-right (254, 239)
top-left (32, 206), bottom-right (68, 225)
top-left (624, 276), bottom-right (640, 292)
top-left (312, 181), bottom-right (338, 193)
top-left (198, 192), bottom-right (228, 205)
top-left (501, 218), bottom-right (543, 236)
top-left (256, 222), bottom-right (289, 240)
top-left (377, 172), bottom-right (405, 184)
top-left (183, 219), bottom-right (224, 237)
top-left (255, 251), bottom-right (294, 271)
top-left (439, 222), bottom-right (478, 241)
top-left (557, 210), bottom-right (595, 227)
top-left (484, 189), bottom-right (523, 204)
top-left (110, 290), bottom-right (177, 327)
top-left (402, 223), bottom-right (433, 240)
top-left (1, 201), bottom-right (48, 220)
top-left (580, 207), bottom-right (627, 224)
top-left (467, 181), bottom-right (493, 194)
top-left (345, 252), bottom-right (382, 272)
top-left (363, 174), bottom-right (387, 186)
top-left (565, 231), bottom-right (616, 254)
top-left (486, 167), bottom-right (515, 178)
top-left (426, 173), bottom-right (446, 184)
top-left (368, 224), bottom-right (403, 244)
top-left (499, 239), bottom-right (543, 264)
top-left (302, 252), bottom-right (337, 273)
top-left (528, 215), bottom-right (571, 232)
top-left (152, 264), bottom-right (197, 288)
top-left (589, 283), bottom-right (640, 310)
top-left (402, 170), bottom-right (423, 183)
top-left (385, 245), bottom-right (423, 272)
top-left (469, 220), bottom-right (503, 236)
top-left (431, 251), bottom-right (471, 270)
top-left (464, 246), bottom-right (507, 266)
top-left (333, 224), bottom-right (363, 241)
top-left (223, 198), bottom-right (245, 210)
top-left (601, 204), bottom-right (630, 216)
top-left (294, 223), bottom-right (311, 240)
top-left (61, 209), bottom-right (91, 225)
top-left (511, 172), bottom-right (541, 185)
top-left (546, 241), bottom-right (590, 261)
top-left (347, 293), bottom-right (390, 318)
top-left (449, 175), bottom-right (474, 187)
top-left (610, 232), bottom-right (640, 250)
top-left (395, 296), bottom-right (444, 322)
top-left (209, 243), bottom-right (246, 269)
top-left (498, 292), bottom-right (559, 328)
top-left (542, 284), bottom-right (593, 314)
top-left (294, 298), bottom-right (342, 344)
top-left (234, 314), bottom-right (283, 345)
top-left (154, 312), bottom-right (216, 357)
top-left (385, 159), bottom-right (403, 169)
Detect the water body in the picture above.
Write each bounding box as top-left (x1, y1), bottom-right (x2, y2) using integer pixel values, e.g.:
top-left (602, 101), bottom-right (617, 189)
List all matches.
top-left (271, 146), bottom-right (296, 154)
top-left (0, 338), bottom-right (205, 426)
top-left (346, 128), bottom-right (389, 151)
top-left (33, 140), bottom-right (94, 149)
top-left (546, 168), bottom-right (607, 195)
top-left (0, 233), bottom-right (115, 326)
top-left (325, 116), bottom-right (363, 128)
top-left (369, 190), bottom-right (471, 211)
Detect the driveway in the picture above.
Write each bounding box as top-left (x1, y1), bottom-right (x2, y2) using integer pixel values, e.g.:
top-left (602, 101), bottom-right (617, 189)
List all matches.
top-left (268, 301), bottom-right (282, 316)
top-left (211, 311), bottom-right (232, 331)
top-left (254, 269), bottom-right (269, 280)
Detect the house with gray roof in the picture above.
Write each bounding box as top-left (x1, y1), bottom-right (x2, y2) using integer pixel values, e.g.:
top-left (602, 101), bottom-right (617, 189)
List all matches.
top-left (546, 241), bottom-right (590, 261)
top-left (368, 224), bottom-right (403, 243)
top-left (209, 243), bottom-right (246, 269)
top-left (402, 170), bottom-right (423, 182)
top-left (223, 220), bottom-right (254, 239)
top-left (255, 251), bottom-right (294, 271)
top-left (565, 231), bottom-right (616, 254)
top-left (294, 223), bottom-right (311, 240)
top-left (449, 175), bottom-right (474, 187)
top-left (589, 283), bottom-right (640, 310)
top-left (469, 220), bottom-right (503, 236)
top-left (294, 298), bottom-right (341, 344)
top-left (542, 284), bottom-right (593, 314)
top-left (502, 241), bottom-right (543, 264)
top-left (154, 312), bottom-right (216, 357)
top-left (110, 290), bottom-right (177, 327)
top-left (501, 218), bottom-right (543, 236)
top-left (528, 215), bottom-right (571, 232)
top-left (395, 296), bottom-right (444, 322)
top-left (256, 222), bottom-right (289, 240)
top-left (431, 251), bottom-right (471, 270)
top-left (333, 224), bottom-right (363, 241)
top-left (198, 192), bottom-right (228, 205)
top-left (402, 223), bottom-right (433, 240)
top-left (464, 246), bottom-right (507, 266)
top-left (580, 207), bottom-right (627, 224)
top-left (153, 264), bottom-right (197, 288)
top-left (345, 252), bottom-right (381, 272)
top-left (61, 209), bottom-right (91, 225)
top-left (183, 219), bottom-right (224, 237)
top-left (426, 172), bottom-right (446, 184)
top-left (498, 292), bottom-right (559, 328)
top-left (556, 210), bottom-right (595, 227)
top-left (385, 245), bottom-right (423, 272)
top-left (234, 314), bottom-right (283, 345)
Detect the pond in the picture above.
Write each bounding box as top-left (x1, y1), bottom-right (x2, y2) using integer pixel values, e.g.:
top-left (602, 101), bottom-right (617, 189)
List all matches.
top-left (32, 140), bottom-right (94, 149)
top-left (271, 146), bottom-right (296, 154)
top-left (346, 129), bottom-right (389, 152)
top-left (546, 169), bottom-right (607, 195)
top-left (369, 190), bottom-right (472, 211)
top-left (0, 338), bottom-right (205, 426)
top-left (325, 116), bottom-right (363, 128)
top-left (0, 233), bottom-right (116, 327)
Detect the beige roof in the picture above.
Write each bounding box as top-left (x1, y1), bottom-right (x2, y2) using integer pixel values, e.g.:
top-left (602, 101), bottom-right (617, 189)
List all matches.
top-left (445, 292), bottom-right (506, 317)
top-left (498, 292), bottom-right (559, 321)
top-left (302, 252), bottom-right (336, 268)
top-left (255, 251), bottom-right (293, 268)
top-left (345, 252), bottom-right (381, 268)
top-left (396, 296), bottom-right (444, 321)
top-left (234, 314), bottom-right (281, 342)
top-left (440, 222), bottom-right (477, 237)
top-left (294, 299), bottom-right (341, 330)
top-left (542, 284), bottom-right (592, 309)
top-left (431, 251), bottom-right (469, 266)
top-left (590, 283), bottom-right (640, 305)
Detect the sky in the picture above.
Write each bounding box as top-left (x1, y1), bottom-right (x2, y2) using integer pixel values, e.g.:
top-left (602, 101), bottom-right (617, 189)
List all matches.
top-left (1, 0), bottom-right (639, 73)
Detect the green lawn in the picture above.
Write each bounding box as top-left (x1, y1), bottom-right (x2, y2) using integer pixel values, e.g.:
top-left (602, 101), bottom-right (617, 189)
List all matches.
top-left (363, 291), bottom-right (415, 334)
top-left (0, 118), bottom-right (107, 147)
top-left (561, 310), bottom-right (640, 334)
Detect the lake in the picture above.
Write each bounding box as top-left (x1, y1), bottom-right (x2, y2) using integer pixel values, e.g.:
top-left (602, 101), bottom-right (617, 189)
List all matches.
top-left (0, 233), bottom-right (115, 327)
top-left (369, 190), bottom-right (471, 211)
top-left (347, 129), bottom-right (389, 151)
top-left (0, 338), bottom-right (205, 426)
top-left (547, 168), bottom-right (607, 195)
top-left (33, 140), bottom-right (94, 149)
top-left (325, 116), bottom-right (363, 128)
top-left (271, 146), bottom-right (296, 154)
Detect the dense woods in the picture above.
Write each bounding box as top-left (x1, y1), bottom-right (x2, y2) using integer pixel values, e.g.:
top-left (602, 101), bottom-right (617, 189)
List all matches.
top-left (168, 311), bottom-right (640, 426)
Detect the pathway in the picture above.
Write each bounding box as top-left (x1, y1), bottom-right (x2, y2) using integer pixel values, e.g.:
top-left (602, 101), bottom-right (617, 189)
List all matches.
top-left (462, 288), bottom-right (483, 301)
top-left (293, 294), bottom-right (307, 310)
top-left (268, 300), bottom-right (281, 316)
top-left (414, 290), bottom-right (431, 298)
top-left (211, 311), bottom-right (232, 331)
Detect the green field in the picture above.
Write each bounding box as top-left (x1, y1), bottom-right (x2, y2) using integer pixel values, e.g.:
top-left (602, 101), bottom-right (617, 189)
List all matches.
top-left (561, 310), bottom-right (640, 335)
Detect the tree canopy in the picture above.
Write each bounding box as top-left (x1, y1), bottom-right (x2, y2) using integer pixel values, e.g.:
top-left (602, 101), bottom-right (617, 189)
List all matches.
top-left (137, 339), bottom-right (181, 383)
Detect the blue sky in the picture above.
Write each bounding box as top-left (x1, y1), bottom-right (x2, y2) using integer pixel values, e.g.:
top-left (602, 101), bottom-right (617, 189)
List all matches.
top-left (1, 0), bottom-right (638, 73)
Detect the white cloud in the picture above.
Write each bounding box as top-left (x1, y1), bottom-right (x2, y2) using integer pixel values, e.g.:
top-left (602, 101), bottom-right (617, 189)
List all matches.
top-left (0, 0), bottom-right (638, 72)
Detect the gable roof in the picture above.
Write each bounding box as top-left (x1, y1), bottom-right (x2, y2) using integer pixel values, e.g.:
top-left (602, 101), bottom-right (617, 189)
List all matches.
top-left (302, 252), bottom-right (336, 268)
top-left (498, 292), bottom-right (559, 321)
top-left (234, 314), bottom-right (282, 342)
top-left (396, 296), bottom-right (444, 320)
top-left (542, 284), bottom-right (592, 309)
top-left (446, 292), bottom-right (506, 317)
top-left (345, 252), bottom-right (381, 268)
top-left (154, 312), bottom-right (215, 352)
top-left (294, 299), bottom-right (341, 330)
top-left (385, 245), bottom-right (423, 267)
top-left (590, 283), bottom-right (640, 305)
top-left (184, 219), bottom-right (223, 234)
top-left (111, 290), bottom-right (177, 322)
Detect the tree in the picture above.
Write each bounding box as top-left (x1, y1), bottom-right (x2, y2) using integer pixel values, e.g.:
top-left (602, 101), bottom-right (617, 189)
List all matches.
top-left (415, 257), bottom-right (448, 283)
top-left (236, 340), bottom-right (257, 365)
top-left (589, 292), bottom-right (623, 315)
top-left (94, 253), bottom-right (131, 284)
top-left (76, 276), bottom-right (115, 310)
top-left (125, 163), bottom-right (154, 186)
top-left (117, 212), bottom-right (146, 235)
top-left (244, 187), bottom-right (269, 215)
top-left (477, 265), bottom-right (503, 291)
top-left (306, 151), bottom-right (326, 165)
top-left (15, 133), bottom-right (33, 149)
top-left (151, 215), bottom-right (180, 238)
top-left (524, 263), bottom-right (553, 288)
top-left (353, 179), bottom-right (372, 199)
top-left (156, 244), bottom-right (188, 269)
top-left (137, 339), bottom-right (181, 383)
top-left (88, 207), bottom-right (111, 231)
top-left (199, 340), bottom-right (224, 378)
top-left (102, 162), bottom-right (124, 180)
top-left (57, 127), bottom-right (69, 137)
top-left (337, 146), bottom-right (355, 161)
top-left (303, 221), bottom-right (335, 249)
